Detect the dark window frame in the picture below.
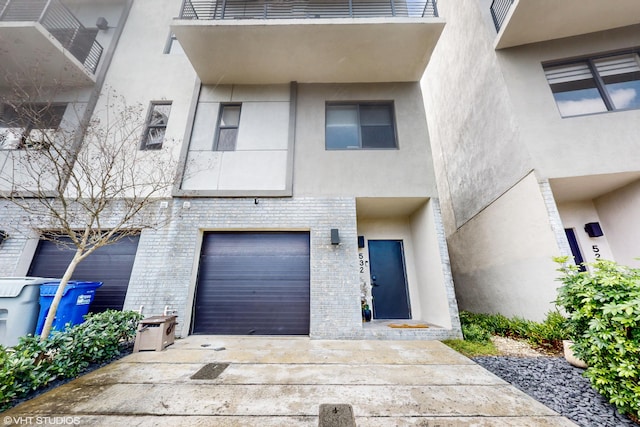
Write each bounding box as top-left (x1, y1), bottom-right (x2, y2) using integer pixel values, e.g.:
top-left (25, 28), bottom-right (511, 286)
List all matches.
top-left (543, 49), bottom-right (640, 118)
top-left (141, 101), bottom-right (172, 150)
top-left (213, 103), bottom-right (242, 151)
top-left (0, 103), bottom-right (67, 150)
top-left (325, 101), bottom-right (398, 150)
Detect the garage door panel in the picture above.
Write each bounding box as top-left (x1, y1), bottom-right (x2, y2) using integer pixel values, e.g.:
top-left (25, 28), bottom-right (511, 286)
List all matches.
top-left (28, 235), bottom-right (140, 313)
top-left (192, 232), bottom-right (310, 335)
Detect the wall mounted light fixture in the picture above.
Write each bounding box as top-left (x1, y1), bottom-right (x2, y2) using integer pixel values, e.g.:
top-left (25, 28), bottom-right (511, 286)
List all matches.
top-left (96, 17), bottom-right (109, 30)
top-left (0, 230), bottom-right (7, 246)
top-left (331, 229), bottom-right (340, 245)
top-left (584, 222), bottom-right (603, 238)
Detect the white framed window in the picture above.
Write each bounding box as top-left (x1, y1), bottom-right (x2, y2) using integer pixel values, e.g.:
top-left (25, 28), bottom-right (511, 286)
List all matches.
top-left (0, 104), bottom-right (66, 150)
top-left (214, 104), bottom-right (241, 151)
top-left (544, 51), bottom-right (640, 117)
top-left (141, 102), bottom-right (171, 150)
top-left (325, 102), bottom-right (397, 150)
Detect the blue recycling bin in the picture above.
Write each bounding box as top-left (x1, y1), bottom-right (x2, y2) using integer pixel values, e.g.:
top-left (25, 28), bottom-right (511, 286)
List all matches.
top-left (36, 281), bottom-right (102, 335)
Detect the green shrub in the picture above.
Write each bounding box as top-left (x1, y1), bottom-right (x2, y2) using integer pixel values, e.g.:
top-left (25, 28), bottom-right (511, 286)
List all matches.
top-left (460, 311), bottom-right (533, 339)
top-left (459, 310), bottom-right (569, 353)
top-left (527, 310), bottom-right (568, 352)
top-left (555, 256), bottom-right (640, 418)
top-left (0, 309), bottom-right (142, 411)
top-left (461, 323), bottom-right (491, 343)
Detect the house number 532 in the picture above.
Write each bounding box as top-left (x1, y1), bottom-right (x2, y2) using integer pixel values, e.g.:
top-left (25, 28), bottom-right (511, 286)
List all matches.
top-left (358, 253), bottom-right (368, 273)
top-left (592, 245), bottom-right (601, 259)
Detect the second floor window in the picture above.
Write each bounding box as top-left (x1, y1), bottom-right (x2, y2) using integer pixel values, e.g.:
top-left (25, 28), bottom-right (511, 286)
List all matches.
top-left (215, 104), bottom-right (241, 151)
top-left (141, 102), bottom-right (171, 150)
top-left (544, 51), bottom-right (640, 117)
top-left (325, 103), bottom-right (397, 150)
top-left (0, 104), bottom-right (66, 150)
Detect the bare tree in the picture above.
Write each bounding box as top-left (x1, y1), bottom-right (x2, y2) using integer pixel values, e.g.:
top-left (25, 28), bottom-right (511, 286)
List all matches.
top-left (0, 88), bottom-right (178, 340)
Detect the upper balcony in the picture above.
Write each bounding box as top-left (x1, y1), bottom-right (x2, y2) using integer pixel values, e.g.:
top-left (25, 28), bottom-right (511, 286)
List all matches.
top-left (0, 0), bottom-right (103, 87)
top-left (171, 0), bottom-right (444, 84)
top-left (491, 0), bottom-right (640, 49)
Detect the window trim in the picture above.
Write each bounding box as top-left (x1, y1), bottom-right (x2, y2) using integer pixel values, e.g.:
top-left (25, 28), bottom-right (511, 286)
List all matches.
top-left (141, 101), bottom-right (171, 151)
top-left (325, 101), bottom-right (398, 150)
top-left (543, 48), bottom-right (640, 118)
top-left (213, 103), bottom-right (242, 151)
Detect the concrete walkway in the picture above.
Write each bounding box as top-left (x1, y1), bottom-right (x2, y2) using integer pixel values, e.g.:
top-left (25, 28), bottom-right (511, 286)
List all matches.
top-left (4, 337), bottom-right (577, 426)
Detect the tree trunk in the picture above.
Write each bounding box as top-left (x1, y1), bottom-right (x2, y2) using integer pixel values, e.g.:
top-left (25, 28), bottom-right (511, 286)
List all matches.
top-left (38, 249), bottom-right (83, 341)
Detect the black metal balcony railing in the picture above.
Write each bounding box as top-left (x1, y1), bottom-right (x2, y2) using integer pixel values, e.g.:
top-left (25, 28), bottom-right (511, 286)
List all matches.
top-left (0, 0), bottom-right (103, 74)
top-left (490, 0), bottom-right (513, 32)
top-left (180, 0), bottom-right (438, 20)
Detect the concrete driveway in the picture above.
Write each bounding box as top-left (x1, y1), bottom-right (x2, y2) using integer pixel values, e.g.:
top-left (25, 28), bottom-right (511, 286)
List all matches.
top-left (3, 336), bottom-right (577, 426)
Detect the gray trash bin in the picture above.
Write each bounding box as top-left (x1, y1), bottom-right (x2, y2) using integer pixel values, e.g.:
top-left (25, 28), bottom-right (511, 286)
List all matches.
top-left (0, 277), bottom-right (54, 347)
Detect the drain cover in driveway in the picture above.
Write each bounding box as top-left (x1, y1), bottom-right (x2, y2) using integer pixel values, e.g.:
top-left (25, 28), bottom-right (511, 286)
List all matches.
top-left (190, 363), bottom-right (229, 380)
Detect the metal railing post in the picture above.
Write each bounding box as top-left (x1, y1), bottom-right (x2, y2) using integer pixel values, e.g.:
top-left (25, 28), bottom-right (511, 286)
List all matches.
top-left (0, 0), bottom-right (9, 20)
top-left (390, 0), bottom-right (396, 17)
top-left (348, 0), bottom-right (353, 17)
top-left (37, 0), bottom-right (54, 23)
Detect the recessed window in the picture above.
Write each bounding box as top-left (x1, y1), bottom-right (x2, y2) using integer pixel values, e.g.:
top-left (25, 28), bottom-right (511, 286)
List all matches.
top-left (325, 103), bottom-right (397, 150)
top-left (0, 104), bottom-right (66, 150)
top-left (214, 104), bottom-right (241, 151)
top-left (544, 52), bottom-right (640, 117)
top-left (141, 102), bottom-right (171, 150)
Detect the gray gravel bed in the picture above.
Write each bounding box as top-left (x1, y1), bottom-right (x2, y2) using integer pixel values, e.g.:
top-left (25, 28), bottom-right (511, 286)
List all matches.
top-left (473, 356), bottom-right (638, 427)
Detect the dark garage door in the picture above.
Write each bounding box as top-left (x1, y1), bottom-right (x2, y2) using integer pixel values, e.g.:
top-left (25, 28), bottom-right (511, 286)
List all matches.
top-left (28, 235), bottom-right (140, 313)
top-left (192, 232), bottom-right (310, 335)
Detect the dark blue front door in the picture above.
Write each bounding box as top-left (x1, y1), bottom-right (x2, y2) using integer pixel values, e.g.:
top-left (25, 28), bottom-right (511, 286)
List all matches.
top-left (368, 240), bottom-right (411, 319)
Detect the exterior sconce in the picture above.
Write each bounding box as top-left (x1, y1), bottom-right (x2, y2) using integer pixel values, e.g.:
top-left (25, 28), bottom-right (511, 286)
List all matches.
top-left (584, 222), bottom-right (603, 238)
top-left (331, 229), bottom-right (340, 245)
top-left (96, 17), bottom-right (109, 30)
top-left (0, 230), bottom-right (7, 246)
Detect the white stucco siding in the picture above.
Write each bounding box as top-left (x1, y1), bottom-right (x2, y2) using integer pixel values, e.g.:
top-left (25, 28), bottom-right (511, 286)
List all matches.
top-left (410, 199), bottom-right (453, 328)
top-left (448, 173), bottom-right (562, 321)
top-left (295, 82), bottom-right (437, 197)
top-left (594, 180), bottom-right (640, 268)
top-left (557, 201), bottom-right (614, 265)
top-left (422, 0), bottom-right (533, 229)
top-left (98, 0), bottom-right (196, 154)
top-left (497, 24), bottom-right (640, 179)
top-left (217, 151), bottom-right (288, 191)
top-left (236, 102), bottom-right (289, 151)
top-left (181, 85), bottom-right (291, 193)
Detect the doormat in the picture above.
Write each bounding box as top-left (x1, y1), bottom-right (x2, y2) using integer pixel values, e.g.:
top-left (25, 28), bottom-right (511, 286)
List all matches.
top-left (388, 323), bottom-right (429, 329)
top-left (190, 363), bottom-right (229, 380)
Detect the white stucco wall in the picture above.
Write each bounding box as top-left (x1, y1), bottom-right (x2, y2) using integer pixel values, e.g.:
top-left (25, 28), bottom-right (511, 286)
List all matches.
top-left (181, 84), bottom-right (290, 192)
top-left (93, 0), bottom-right (197, 196)
top-left (422, 0), bottom-right (533, 229)
top-left (410, 199), bottom-right (452, 328)
top-left (556, 201), bottom-right (614, 265)
top-left (448, 173), bottom-right (562, 321)
top-left (356, 199), bottom-right (455, 328)
top-left (295, 82), bottom-right (437, 197)
top-left (497, 24), bottom-right (640, 179)
top-left (594, 180), bottom-right (640, 268)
